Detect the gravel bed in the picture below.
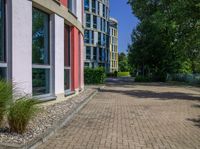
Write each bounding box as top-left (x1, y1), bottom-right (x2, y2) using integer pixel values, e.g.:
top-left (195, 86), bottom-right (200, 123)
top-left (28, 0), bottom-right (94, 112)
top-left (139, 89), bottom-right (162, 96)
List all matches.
top-left (0, 88), bottom-right (96, 146)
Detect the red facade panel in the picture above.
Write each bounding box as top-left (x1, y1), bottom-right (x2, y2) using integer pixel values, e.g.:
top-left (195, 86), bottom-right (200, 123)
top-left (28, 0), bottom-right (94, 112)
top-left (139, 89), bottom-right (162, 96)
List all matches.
top-left (71, 27), bottom-right (80, 91)
top-left (60, 0), bottom-right (67, 7)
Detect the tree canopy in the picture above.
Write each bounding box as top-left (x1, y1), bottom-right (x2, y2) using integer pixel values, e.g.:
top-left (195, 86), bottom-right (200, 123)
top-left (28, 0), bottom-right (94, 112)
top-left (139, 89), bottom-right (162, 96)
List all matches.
top-left (118, 52), bottom-right (130, 72)
top-left (128, 0), bottom-right (200, 80)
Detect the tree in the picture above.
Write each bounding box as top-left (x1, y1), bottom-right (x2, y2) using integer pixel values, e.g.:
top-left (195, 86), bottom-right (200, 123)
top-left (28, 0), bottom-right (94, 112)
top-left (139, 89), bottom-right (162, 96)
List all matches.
top-left (128, 0), bottom-right (200, 81)
top-left (118, 52), bottom-right (130, 72)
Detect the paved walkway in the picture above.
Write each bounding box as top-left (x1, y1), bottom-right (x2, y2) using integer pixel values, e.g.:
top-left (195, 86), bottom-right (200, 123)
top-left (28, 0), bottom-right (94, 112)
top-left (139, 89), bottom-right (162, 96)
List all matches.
top-left (38, 79), bottom-right (200, 149)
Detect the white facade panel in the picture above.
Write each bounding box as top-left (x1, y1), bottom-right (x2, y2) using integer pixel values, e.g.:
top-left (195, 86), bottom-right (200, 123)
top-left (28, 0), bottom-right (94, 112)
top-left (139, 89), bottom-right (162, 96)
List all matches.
top-left (76, 0), bottom-right (83, 23)
top-left (11, 0), bottom-right (32, 95)
top-left (53, 14), bottom-right (64, 95)
top-left (80, 34), bottom-right (84, 89)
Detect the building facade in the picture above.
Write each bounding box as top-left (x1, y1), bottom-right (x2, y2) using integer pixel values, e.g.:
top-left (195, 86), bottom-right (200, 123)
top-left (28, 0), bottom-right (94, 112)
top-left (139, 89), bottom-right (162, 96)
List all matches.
top-left (0, 0), bottom-right (84, 100)
top-left (109, 17), bottom-right (118, 72)
top-left (84, 0), bottom-right (110, 71)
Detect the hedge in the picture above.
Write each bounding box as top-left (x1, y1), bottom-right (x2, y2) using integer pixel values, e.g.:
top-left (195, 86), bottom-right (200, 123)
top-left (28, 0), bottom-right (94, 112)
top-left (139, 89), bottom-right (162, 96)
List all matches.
top-left (117, 72), bottom-right (130, 77)
top-left (106, 71), bottom-right (118, 78)
top-left (167, 73), bottom-right (200, 85)
top-left (84, 67), bottom-right (105, 84)
top-left (135, 75), bottom-right (152, 82)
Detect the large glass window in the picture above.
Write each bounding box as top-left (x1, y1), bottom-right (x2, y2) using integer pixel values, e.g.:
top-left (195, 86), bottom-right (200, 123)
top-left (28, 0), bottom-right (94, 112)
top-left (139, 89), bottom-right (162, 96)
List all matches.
top-left (91, 31), bottom-right (94, 44)
top-left (97, 2), bottom-right (100, 15)
top-left (64, 25), bottom-right (71, 91)
top-left (100, 18), bottom-right (103, 31)
top-left (103, 4), bottom-right (105, 17)
top-left (84, 62), bottom-right (89, 67)
top-left (68, 0), bottom-right (76, 15)
top-left (86, 46), bottom-right (91, 60)
top-left (93, 47), bottom-right (97, 60)
top-left (98, 32), bottom-right (101, 45)
top-left (93, 15), bottom-right (97, 29)
top-left (0, 0), bottom-right (6, 79)
top-left (32, 8), bottom-right (51, 96)
top-left (103, 34), bottom-right (106, 46)
top-left (84, 0), bottom-right (89, 11)
top-left (84, 30), bottom-right (89, 43)
top-left (92, 0), bottom-right (96, 13)
top-left (86, 14), bottom-right (90, 28)
top-left (99, 48), bottom-right (102, 61)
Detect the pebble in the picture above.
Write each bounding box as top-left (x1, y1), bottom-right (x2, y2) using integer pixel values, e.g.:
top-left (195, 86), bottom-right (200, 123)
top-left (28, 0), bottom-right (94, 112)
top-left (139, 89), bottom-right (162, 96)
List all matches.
top-left (0, 88), bottom-right (95, 145)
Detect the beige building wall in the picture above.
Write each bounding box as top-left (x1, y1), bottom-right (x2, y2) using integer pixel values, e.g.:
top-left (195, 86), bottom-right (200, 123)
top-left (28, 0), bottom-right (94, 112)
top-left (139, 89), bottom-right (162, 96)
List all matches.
top-left (109, 18), bottom-right (118, 72)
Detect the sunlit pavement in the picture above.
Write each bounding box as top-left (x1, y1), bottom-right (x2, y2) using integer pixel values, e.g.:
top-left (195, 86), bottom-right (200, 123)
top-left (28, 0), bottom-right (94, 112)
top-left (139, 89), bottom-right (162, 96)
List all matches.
top-left (38, 78), bottom-right (200, 149)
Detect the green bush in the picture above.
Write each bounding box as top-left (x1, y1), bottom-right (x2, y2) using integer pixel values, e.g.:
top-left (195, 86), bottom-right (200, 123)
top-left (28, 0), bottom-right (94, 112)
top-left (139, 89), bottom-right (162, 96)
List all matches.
top-left (114, 71), bottom-right (118, 77)
top-left (0, 80), bottom-right (13, 125)
top-left (117, 72), bottom-right (130, 77)
top-left (106, 71), bottom-right (118, 78)
top-left (8, 97), bottom-right (39, 134)
top-left (168, 73), bottom-right (200, 85)
top-left (135, 76), bottom-right (152, 82)
top-left (84, 67), bottom-right (105, 84)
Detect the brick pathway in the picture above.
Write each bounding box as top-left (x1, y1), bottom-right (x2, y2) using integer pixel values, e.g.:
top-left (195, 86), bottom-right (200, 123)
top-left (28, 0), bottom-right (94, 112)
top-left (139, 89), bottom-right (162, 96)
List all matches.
top-left (38, 82), bottom-right (200, 149)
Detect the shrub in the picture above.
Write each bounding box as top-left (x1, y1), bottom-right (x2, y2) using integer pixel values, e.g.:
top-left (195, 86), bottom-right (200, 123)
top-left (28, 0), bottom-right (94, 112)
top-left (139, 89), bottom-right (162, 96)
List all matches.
top-left (135, 76), bottom-right (151, 82)
top-left (8, 97), bottom-right (39, 134)
top-left (168, 73), bottom-right (200, 85)
top-left (84, 67), bottom-right (105, 84)
top-left (114, 71), bottom-right (118, 77)
top-left (117, 72), bottom-right (130, 77)
top-left (106, 71), bottom-right (118, 78)
top-left (0, 80), bottom-right (13, 125)
top-left (152, 73), bottom-right (167, 82)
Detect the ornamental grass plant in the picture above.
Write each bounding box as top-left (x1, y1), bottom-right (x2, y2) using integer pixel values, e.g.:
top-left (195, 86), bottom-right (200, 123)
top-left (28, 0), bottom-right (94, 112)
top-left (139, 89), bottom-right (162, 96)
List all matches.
top-left (8, 97), bottom-right (39, 134)
top-left (0, 80), bottom-right (13, 126)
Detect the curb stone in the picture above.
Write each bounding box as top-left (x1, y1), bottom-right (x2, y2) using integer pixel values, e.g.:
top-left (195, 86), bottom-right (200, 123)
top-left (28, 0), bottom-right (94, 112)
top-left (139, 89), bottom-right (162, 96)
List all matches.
top-left (0, 87), bottom-right (102, 149)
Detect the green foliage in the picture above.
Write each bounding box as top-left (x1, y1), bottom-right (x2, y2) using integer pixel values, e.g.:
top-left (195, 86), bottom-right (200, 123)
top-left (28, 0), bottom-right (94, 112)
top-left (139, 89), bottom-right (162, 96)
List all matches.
top-left (0, 80), bottom-right (13, 125)
top-left (128, 0), bottom-right (200, 80)
top-left (0, 80), bottom-right (40, 134)
top-left (8, 98), bottom-right (39, 134)
top-left (107, 71), bottom-right (118, 78)
top-left (84, 67), bottom-right (105, 84)
top-left (135, 76), bottom-right (152, 82)
top-left (118, 52), bottom-right (131, 72)
top-left (114, 71), bottom-right (118, 77)
top-left (168, 74), bottom-right (200, 85)
top-left (118, 72), bottom-right (130, 77)
top-left (178, 60), bottom-right (192, 74)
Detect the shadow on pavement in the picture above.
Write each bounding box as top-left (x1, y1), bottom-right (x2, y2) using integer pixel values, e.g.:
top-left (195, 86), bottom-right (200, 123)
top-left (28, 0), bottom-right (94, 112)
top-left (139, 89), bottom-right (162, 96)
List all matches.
top-left (187, 116), bottom-right (200, 128)
top-left (100, 89), bottom-right (200, 101)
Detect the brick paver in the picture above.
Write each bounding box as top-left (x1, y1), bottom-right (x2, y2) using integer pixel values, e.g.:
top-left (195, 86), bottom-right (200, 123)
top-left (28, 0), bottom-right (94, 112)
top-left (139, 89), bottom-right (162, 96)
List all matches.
top-left (38, 82), bottom-right (200, 149)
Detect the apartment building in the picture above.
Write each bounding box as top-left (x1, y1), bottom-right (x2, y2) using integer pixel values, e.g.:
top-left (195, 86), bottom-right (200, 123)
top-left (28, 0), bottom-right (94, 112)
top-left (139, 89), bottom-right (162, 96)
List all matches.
top-left (109, 17), bottom-right (118, 72)
top-left (84, 0), bottom-right (110, 71)
top-left (0, 0), bottom-right (84, 100)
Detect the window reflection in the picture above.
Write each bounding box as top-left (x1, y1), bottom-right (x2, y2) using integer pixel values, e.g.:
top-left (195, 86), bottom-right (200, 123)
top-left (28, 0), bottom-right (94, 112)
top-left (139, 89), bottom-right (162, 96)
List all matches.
top-left (32, 69), bottom-right (50, 96)
top-left (32, 8), bottom-right (49, 65)
top-left (32, 8), bottom-right (51, 96)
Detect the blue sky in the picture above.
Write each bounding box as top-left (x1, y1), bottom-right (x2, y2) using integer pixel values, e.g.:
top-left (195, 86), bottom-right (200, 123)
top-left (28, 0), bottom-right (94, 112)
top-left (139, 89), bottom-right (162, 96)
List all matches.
top-left (110, 0), bottom-right (139, 53)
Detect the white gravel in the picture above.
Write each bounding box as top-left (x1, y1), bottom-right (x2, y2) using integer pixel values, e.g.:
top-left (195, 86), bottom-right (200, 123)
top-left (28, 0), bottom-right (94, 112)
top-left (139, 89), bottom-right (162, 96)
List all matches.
top-left (0, 88), bottom-right (96, 145)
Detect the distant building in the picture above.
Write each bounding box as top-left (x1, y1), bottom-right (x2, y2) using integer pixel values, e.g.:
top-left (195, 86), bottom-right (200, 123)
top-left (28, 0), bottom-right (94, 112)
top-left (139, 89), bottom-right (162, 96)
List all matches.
top-left (84, 0), bottom-right (110, 71)
top-left (0, 0), bottom-right (84, 100)
top-left (109, 17), bottom-right (118, 72)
